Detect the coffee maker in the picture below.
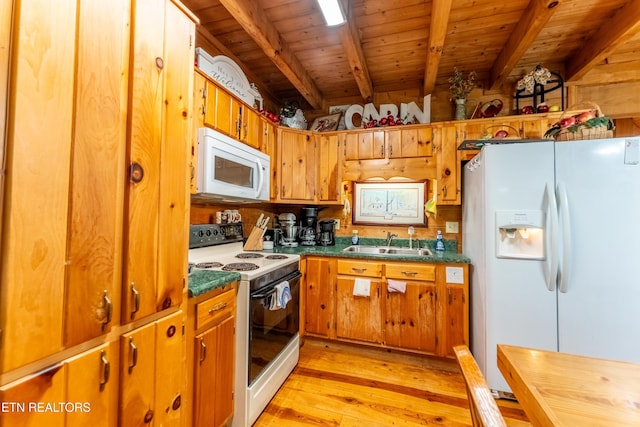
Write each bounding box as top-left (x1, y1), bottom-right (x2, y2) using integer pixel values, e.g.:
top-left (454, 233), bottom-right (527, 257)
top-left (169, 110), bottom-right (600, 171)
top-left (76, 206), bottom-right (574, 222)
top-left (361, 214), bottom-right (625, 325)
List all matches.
top-left (298, 207), bottom-right (318, 246)
top-left (277, 213), bottom-right (298, 247)
top-left (318, 219), bottom-right (336, 246)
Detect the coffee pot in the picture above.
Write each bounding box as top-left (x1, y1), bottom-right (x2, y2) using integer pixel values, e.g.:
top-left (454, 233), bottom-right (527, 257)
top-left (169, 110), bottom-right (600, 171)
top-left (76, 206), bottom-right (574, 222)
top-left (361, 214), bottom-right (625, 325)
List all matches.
top-left (298, 207), bottom-right (319, 246)
top-left (317, 219), bottom-right (336, 246)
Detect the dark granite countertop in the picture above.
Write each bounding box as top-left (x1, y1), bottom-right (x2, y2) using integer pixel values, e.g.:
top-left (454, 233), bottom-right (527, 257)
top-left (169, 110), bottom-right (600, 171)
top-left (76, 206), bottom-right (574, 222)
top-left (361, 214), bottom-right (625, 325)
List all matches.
top-left (188, 270), bottom-right (241, 298)
top-left (188, 237), bottom-right (469, 298)
top-left (264, 237), bottom-right (471, 264)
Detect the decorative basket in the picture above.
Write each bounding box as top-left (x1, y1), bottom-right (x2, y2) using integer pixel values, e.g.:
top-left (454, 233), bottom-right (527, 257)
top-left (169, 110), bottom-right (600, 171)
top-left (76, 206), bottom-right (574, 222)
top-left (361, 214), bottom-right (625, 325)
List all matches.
top-left (546, 102), bottom-right (615, 141)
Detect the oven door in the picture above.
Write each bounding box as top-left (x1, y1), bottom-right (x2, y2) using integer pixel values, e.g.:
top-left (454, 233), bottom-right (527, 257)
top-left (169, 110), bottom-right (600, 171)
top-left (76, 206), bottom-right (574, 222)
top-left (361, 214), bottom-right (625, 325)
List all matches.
top-left (248, 270), bottom-right (301, 385)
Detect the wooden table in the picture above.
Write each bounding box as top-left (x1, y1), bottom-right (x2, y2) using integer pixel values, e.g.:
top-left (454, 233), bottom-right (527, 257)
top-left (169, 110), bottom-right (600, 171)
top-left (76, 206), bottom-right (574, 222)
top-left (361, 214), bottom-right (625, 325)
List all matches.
top-left (497, 344), bottom-right (640, 427)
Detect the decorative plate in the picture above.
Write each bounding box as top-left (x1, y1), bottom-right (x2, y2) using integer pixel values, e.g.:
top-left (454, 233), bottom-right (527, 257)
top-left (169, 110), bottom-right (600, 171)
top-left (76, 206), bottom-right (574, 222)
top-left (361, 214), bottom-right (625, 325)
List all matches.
top-left (479, 99), bottom-right (503, 118)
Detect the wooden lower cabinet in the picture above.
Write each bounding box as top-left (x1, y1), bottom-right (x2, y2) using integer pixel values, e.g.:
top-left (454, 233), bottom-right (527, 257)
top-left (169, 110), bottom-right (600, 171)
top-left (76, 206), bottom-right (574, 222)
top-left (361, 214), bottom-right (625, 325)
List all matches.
top-left (303, 257), bottom-right (468, 358)
top-left (0, 342), bottom-right (118, 427)
top-left (384, 263), bottom-right (437, 353)
top-left (335, 260), bottom-right (384, 344)
top-left (119, 311), bottom-right (185, 427)
top-left (304, 257), bottom-right (336, 337)
top-left (187, 283), bottom-right (236, 427)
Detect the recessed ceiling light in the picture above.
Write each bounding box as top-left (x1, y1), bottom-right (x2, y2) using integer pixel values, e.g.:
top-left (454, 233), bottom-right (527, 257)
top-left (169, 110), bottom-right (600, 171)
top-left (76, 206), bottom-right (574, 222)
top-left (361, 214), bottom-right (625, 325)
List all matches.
top-left (317, 0), bottom-right (346, 26)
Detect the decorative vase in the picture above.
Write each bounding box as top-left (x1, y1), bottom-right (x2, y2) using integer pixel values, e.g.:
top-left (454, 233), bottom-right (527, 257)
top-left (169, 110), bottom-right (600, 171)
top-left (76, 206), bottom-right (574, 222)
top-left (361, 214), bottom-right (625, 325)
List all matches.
top-left (454, 98), bottom-right (467, 120)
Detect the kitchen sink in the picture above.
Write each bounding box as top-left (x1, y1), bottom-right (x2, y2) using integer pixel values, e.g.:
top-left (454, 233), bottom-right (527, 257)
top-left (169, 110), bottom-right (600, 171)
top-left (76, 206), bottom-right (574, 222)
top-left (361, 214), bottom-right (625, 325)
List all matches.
top-left (342, 245), bottom-right (433, 257)
top-left (385, 247), bottom-right (433, 256)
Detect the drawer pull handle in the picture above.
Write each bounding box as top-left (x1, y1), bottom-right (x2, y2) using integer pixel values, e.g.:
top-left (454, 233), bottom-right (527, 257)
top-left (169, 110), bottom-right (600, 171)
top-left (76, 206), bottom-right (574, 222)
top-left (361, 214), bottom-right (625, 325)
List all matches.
top-left (351, 267), bottom-right (366, 273)
top-left (100, 350), bottom-right (110, 391)
top-left (208, 302), bottom-right (228, 314)
top-left (130, 282), bottom-right (140, 320)
top-left (199, 339), bottom-right (207, 363)
top-left (401, 271), bottom-right (418, 276)
top-left (128, 337), bottom-right (138, 374)
top-left (102, 290), bottom-right (112, 330)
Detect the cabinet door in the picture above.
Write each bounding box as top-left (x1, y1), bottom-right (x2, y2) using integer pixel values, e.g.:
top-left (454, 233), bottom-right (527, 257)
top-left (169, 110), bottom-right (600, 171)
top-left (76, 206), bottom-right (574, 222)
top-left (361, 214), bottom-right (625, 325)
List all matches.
top-left (154, 311), bottom-right (185, 426)
top-left (1, 0), bottom-right (76, 372)
top-left (277, 128), bottom-right (316, 201)
top-left (64, 0), bottom-right (129, 347)
top-left (385, 281), bottom-right (437, 353)
top-left (242, 106), bottom-right (261, 149)
top-left (336, 277), bottom-right (383, 343)
top-left (156, 0), bottom-right (192, 314)
top-left (344, 130), bottom-right (385, 160)
top-left (443, 285), bottom-right (468, 358)
top-left (317, 133), bottom-right (342, 202)
top-left (124, 0), bottom-right (165, 322)
top-left (434, 124), bottom-right (461, 204)
top-left (124, 0), bottom-right (192, 322)
top-left (119, 322), bottom-right (156, 426)
top-left (194, 314), bottom-right (235, 427)
top-left (0, 364), bottom-right (66, 427)
top-left (388, 127), bottom-right (433, 158)
top-left (213, 84), bottom-right (233, 135)
top-left (304, 257), bottom-right (336, 337)
top-left (66, 342), bottom-right (119, 427)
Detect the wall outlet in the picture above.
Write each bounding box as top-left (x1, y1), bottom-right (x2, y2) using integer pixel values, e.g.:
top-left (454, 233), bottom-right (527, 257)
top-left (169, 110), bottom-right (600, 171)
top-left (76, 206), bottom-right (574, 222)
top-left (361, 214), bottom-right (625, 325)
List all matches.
top-left (334, 219), bottom-right (340, 230)
top-left (445, 221), bottom-right (459, 233)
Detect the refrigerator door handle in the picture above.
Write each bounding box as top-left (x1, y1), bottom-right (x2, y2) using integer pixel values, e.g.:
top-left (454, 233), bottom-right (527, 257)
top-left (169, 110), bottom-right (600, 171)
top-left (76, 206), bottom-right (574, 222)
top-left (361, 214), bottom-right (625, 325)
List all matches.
top-left (557, 182), bottom-right (571, 293)
top-left (545, 182), bottom-right (559, 291)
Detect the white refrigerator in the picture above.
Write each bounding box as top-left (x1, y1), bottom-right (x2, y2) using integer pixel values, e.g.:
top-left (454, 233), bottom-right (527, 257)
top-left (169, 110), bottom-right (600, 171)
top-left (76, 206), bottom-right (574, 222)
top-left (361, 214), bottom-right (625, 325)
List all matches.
top-left (463, 137), bottom-right (640, 395)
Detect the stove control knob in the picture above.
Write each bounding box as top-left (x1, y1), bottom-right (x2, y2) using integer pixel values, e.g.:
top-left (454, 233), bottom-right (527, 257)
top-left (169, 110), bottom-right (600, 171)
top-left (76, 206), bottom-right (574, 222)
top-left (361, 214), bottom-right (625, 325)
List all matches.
top-left (205, 229), bottom-right (212, 237)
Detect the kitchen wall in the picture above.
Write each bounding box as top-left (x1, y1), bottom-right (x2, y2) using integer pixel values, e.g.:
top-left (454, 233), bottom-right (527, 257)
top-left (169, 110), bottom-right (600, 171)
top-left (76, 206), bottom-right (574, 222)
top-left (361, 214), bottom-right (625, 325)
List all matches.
top-left (190, 197), bottom-right (464, 252)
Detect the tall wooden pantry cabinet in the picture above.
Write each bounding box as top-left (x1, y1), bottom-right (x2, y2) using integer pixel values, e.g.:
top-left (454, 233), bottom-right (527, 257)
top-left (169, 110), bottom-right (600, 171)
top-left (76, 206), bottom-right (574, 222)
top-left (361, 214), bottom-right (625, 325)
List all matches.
top-left (0, 1), bottom-right (196, 426)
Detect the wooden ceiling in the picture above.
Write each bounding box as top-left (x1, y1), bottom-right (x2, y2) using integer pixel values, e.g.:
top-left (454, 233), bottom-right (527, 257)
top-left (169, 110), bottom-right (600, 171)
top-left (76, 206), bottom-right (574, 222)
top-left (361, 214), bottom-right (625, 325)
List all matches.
top-left (181, 0), bottom-right (640, 110)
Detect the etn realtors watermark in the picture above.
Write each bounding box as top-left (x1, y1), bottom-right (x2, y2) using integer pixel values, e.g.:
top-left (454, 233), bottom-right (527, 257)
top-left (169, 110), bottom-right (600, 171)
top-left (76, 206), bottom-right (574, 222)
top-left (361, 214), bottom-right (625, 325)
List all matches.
top-left (2, 401), bottom-right (91, 413)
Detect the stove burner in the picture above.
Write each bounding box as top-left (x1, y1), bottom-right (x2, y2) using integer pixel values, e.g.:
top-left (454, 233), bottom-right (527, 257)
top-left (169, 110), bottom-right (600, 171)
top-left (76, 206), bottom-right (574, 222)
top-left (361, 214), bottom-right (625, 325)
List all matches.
top-left (265, 255), bottom-right (288, 260)
top-left (195, 262), bottom-right (223, 269)
top-left (222, 262), bottom-right (260, 272)
top-left (236, 253), bottom-right (264, 259)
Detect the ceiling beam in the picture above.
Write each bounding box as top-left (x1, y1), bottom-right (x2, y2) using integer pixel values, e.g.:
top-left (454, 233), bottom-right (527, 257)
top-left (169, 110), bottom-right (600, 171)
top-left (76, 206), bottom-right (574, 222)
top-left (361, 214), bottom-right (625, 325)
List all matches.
top-left (565, 0), bottom-right (640, 82)
top-left (339, 8), bottom-right (373, 103)
top-left (489, 0), bottom-right (561, 90)
top-left (217, 0), bottom-right (324, 109)
top-left (423, 0), bottom-right (453, 95)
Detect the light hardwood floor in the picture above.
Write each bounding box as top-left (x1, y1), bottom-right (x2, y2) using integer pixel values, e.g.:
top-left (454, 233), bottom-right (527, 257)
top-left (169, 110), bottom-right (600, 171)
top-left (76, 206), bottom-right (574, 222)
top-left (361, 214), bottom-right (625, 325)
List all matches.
top-left (254, 338), bottom-right (531, 427)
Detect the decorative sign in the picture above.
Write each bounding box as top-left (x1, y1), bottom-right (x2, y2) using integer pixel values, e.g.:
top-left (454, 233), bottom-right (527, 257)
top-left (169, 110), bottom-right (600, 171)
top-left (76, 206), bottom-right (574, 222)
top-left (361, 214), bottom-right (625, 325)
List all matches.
top-left (340, 95), bottom-right (431, 130)
top-left (195, 48), bottom-right (263, 109)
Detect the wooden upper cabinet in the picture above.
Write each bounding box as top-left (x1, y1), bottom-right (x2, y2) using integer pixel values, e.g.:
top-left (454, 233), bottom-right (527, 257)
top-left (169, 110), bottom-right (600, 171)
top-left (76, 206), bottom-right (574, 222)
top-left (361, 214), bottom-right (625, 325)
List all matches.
top-left (123, 0), bottom-right (193, 323)
top-left (344, 129), bottom-right (385, 160)
top-left (387, 126), bottom-right (433, 158)
top-left (434, 124), bottom-right (461, 205)
top-left (316, 133), bottom-right (342, 203)
top-left (276, 127), bottom-right (316, 201)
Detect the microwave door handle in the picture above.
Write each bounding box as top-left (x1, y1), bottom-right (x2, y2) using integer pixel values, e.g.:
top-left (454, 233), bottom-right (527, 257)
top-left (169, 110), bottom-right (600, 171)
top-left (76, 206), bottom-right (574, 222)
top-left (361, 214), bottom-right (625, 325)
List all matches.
top-left (256, 159), bottom-right (265, 197)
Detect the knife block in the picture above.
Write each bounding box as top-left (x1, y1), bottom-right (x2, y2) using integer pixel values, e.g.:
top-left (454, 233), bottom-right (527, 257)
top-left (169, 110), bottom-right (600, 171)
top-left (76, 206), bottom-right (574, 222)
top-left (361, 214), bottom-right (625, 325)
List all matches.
top-left (243, 226), bottom-right (264, 251)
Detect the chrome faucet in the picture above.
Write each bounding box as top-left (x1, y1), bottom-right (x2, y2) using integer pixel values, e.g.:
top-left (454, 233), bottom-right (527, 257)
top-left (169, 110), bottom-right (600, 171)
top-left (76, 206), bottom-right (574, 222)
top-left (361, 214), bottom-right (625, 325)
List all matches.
top-left (385, 231), bottom-right (398, 247)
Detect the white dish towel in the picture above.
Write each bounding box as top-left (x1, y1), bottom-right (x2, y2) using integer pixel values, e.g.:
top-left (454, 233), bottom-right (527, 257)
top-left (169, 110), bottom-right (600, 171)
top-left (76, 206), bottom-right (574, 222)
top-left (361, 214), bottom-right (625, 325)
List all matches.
top-left (270, 280), bottom-right (291, 310)
top-left (387, 279), bottom-right (407, 293)
top-left (352, 278), bottom-right (371, 297)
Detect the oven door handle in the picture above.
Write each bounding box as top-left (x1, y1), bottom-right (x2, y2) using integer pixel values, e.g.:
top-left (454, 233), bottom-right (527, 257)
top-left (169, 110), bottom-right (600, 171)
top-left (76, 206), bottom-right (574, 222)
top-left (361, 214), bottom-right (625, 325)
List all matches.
top-left (250, 271), bottom-right (301, 299)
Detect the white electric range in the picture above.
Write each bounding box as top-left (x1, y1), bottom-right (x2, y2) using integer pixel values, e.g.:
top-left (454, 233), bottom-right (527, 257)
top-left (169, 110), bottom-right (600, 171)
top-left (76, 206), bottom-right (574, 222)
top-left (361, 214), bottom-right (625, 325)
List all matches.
top-left (188, 223), bottom-right (301, 427)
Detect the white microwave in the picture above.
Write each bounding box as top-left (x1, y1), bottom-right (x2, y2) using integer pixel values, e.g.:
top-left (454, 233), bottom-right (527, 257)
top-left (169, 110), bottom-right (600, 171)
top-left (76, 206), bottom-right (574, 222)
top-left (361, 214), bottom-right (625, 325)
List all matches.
top-left (196, 128), bottom-right (270, 202)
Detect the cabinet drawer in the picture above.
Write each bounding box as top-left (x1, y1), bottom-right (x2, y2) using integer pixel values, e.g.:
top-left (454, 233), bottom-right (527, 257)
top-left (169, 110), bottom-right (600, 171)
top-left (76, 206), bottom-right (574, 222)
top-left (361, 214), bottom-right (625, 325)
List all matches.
top-left (196, 288), bottom-right (236, 330)
top-left (385, 263), bottom-right (436, 281)
top-left (337, 259), bottom-right (383, 277)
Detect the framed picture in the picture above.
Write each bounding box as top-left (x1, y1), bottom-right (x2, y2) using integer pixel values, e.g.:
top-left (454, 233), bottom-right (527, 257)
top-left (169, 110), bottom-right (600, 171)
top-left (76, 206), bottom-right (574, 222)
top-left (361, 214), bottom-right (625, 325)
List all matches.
top-left (309, 113), bottom-right (341, 132)
top-left (329, 104), bottom-right (350, 130)
top-left (353, 181), bottom-right (427, 225)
